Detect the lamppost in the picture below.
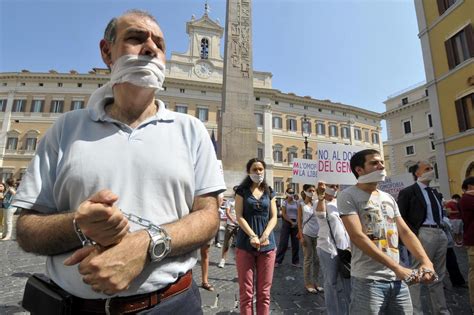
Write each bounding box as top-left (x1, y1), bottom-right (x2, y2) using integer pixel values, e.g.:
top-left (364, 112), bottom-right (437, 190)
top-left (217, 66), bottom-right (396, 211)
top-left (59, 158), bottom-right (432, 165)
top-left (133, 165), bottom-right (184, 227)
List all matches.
top-left (302, 114), bottom-right (311, 159)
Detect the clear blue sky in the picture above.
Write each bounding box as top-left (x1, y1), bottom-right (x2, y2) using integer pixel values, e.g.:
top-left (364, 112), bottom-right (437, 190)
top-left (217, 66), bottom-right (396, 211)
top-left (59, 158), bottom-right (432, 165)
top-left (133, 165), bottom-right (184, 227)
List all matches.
top-left (0, 0), bottom-right (426, 140)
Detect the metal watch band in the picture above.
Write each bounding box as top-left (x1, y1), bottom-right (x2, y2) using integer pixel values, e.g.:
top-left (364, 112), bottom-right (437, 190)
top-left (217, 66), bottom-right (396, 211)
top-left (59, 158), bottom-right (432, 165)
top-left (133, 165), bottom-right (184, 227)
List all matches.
top-left (120, 210), bottom-right (172, 262)
top-left (146, 225), bottom-right (172, 262)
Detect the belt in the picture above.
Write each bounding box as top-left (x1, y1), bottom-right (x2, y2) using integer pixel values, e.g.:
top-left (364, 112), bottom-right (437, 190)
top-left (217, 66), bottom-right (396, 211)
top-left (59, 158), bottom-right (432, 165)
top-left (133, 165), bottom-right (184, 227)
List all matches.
top-left (73, 270), bottom-right (192, 314)
top-left (421, 224), bottom-right (440, 229)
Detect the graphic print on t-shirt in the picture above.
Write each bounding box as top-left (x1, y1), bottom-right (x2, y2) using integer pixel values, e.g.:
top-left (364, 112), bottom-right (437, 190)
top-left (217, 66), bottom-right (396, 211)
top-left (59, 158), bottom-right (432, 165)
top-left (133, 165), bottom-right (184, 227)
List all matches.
top-left (360, 195), bottom-right (399, 263)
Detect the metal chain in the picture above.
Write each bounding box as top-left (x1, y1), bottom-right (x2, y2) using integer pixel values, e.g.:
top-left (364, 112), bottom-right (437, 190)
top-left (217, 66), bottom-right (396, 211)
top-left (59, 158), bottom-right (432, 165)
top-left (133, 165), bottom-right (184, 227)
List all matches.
top-left (121, 210), bottom-right (158, 229)
top-left (404, 267), bottom-right (439, 285)
top-left (74, 211), bottom-right (159, 247)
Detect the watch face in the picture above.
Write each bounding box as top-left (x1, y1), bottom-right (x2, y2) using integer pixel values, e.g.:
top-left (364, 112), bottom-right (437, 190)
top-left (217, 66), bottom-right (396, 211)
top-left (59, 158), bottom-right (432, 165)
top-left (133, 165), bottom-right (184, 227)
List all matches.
top-left (195, 62), bottom-right (212, 79)
top-left (153, 241), bottom-right (166, 258)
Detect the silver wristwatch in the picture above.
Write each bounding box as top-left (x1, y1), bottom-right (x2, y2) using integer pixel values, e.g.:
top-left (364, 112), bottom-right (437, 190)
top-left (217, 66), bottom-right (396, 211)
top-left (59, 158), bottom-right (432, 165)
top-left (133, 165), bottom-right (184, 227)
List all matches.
top-left (146, 225), bottom-right (172, 262)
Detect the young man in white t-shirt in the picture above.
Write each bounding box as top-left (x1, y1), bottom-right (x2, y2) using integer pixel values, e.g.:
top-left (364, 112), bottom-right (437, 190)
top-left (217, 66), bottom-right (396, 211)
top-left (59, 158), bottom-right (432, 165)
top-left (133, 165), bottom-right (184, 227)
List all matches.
top-left (337, 149), bottom-right (435, 314)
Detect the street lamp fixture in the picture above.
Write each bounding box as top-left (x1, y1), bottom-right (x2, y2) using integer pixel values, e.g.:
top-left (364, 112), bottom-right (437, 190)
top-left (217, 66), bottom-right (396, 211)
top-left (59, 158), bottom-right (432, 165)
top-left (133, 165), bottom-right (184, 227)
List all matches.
top-left (302, 114), bottom-right (311, 159)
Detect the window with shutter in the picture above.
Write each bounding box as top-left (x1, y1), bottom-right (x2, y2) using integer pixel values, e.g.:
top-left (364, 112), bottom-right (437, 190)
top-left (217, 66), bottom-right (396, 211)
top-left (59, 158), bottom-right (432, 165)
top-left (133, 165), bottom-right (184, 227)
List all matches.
top-left (372, 133), bottom-right (379, 144)
top-left (316, 122), bottom-right (326, 135)
top-left (445, 25), bottom-right (474, 70)
top-left (51, 100), bottom-right (64, 113)
top-left (6, 137), bottom-right (18, 150)
top-left (273, 145), bottom-right (283, 162)
top-left (354, 129), bottom-right (362, 140)
top-left (0, 99), bottom-right (6, 112)
top-left (175, 105), bottom-right (187, 113)
top-left (31, 100), bottom-right (44, 113)
top-left (13, 99), bottom-right (25, 112)
top-left (437, 0), bottom-right (456, 15)
top-left (272, 117), bottom-right (282, 129)
top-left (273, 179), bottom-right (284, 194)
top-left (71, 100), bottom-right (84, 110)
top-left (329, 125), bottom-right (338, 137)
top-left (341, 126), bottom-right (350, 139)
top-left (455, 94), bottom-right (474, 132)
top-left (287, 118), bottom-right (297, 131)
top-left (26, 138), bottom-right (37, 151)
top-left (197, 108), bottom-right (208, 122)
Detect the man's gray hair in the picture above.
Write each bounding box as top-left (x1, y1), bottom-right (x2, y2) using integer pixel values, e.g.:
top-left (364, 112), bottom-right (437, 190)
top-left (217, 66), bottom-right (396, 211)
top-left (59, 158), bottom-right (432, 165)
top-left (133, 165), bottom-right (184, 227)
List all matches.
top-left (103, 9), bottom-right (159, 43)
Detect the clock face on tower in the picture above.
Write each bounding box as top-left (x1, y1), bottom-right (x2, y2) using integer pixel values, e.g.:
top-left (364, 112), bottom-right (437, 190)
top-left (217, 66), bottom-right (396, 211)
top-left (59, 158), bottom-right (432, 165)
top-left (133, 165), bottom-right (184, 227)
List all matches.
top-left (194, 62), bottom-right (213, 79)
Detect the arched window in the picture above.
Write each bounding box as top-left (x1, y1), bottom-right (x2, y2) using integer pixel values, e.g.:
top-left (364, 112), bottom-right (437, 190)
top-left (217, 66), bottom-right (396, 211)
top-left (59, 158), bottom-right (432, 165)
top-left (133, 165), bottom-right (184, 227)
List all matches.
top-left (25, 130), bottom-right (40, 151)
top-left (200, 38), bottom-right (209, 59)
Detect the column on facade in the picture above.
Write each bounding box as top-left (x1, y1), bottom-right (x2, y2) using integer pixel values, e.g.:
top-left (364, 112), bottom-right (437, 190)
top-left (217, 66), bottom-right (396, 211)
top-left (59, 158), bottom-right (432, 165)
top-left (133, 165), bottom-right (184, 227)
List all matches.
top-left (0, 90), bottom-right (15, 165)
top-left (349, 119), bottom-right (355, 145)
top-left (376, 126), bottom-right (384, 158)
top-left (385, 119), bottom-right (396, 174)
top-left (263, 103), bottom-right (274, 186)
top-left (427, 85), bottom-right (450, 197)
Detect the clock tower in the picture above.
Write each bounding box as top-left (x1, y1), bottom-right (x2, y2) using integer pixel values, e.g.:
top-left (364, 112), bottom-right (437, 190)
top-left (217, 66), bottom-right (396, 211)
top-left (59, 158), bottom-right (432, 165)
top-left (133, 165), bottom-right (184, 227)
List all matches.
top-left (166, 6), bottom-right (224, 82)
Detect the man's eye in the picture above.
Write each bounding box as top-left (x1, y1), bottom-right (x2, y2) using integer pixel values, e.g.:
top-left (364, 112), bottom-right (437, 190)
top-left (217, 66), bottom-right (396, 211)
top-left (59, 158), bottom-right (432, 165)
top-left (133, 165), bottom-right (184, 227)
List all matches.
top-left (127, 36), bottom-right (142, 42)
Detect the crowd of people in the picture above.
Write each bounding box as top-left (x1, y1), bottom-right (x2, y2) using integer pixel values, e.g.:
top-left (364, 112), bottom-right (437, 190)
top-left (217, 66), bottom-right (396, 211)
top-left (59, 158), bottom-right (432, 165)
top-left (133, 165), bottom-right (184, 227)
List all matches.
top-left (1, 8), bottom-right (472, 315)
top-left (200, 153), bottom-right (473, 315)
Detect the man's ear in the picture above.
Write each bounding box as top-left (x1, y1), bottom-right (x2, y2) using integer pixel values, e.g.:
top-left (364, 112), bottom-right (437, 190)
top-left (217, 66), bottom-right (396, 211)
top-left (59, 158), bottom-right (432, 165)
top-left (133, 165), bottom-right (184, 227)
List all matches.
top-left (355, 166), bottom-right (363, 177)
top-left (100, 39), bottom-right (112, 67)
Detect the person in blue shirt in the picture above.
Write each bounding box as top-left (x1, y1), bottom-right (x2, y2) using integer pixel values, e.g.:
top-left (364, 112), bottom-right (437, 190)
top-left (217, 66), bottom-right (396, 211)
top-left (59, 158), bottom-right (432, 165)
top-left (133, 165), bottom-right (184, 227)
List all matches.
top-left (235, 158), bottom-right (278, 315)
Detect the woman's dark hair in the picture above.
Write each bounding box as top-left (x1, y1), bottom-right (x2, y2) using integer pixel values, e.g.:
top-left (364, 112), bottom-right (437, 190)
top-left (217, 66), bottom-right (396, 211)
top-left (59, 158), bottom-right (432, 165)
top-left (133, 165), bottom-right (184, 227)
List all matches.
top-left (238, 158), bottom-right (269, 195)
top-left (6, 178), bottom-right (15, 187)
top-left (301, 184), bottom-right (315, 200)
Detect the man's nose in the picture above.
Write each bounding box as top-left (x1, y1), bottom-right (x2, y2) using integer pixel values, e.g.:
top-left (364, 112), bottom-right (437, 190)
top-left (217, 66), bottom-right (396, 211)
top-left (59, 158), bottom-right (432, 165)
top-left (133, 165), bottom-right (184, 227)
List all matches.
top-left (141, 36), bottom-right (158, 57)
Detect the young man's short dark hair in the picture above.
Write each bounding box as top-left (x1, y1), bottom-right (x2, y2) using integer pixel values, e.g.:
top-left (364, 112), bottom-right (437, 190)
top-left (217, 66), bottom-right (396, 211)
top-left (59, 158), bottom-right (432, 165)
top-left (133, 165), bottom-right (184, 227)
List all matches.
top-left (451, 194), bottom-right (461, 200)
top-left (462, 176), bottom-right (474, 191)
top-left (350, 149), bottom-right (380, 179)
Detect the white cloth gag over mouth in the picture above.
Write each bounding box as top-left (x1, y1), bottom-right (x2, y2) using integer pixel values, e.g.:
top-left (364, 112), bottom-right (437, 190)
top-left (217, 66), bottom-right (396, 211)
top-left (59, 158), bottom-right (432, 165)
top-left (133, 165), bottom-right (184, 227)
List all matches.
top-left (357, 169), bottom-right (387, 184)
top-left (110, 54), bottom-right (165, 90)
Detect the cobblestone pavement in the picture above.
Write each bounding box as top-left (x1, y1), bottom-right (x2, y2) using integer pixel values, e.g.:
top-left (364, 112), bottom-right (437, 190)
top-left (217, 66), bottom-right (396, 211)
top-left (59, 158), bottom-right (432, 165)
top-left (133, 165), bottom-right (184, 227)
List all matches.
top-left (1, 217), bottom-right (472, 314)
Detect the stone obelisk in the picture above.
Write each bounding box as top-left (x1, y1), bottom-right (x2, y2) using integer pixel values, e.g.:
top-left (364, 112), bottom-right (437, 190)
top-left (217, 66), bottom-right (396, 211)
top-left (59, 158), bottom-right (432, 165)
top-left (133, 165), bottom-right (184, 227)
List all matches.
top-left (218, 0), bottom-right (256, 189)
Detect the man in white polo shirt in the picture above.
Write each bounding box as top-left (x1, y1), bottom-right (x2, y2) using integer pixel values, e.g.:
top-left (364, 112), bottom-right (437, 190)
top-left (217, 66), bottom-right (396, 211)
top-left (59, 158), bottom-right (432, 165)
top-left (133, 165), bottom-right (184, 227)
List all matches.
top-left (13, 9), bottom-right (226, 314)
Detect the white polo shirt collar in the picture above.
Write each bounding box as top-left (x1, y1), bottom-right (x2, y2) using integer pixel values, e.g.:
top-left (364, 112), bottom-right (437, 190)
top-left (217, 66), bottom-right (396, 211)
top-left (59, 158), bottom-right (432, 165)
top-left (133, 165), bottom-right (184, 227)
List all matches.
top-left (87, 82), bottom-right (175, 125)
